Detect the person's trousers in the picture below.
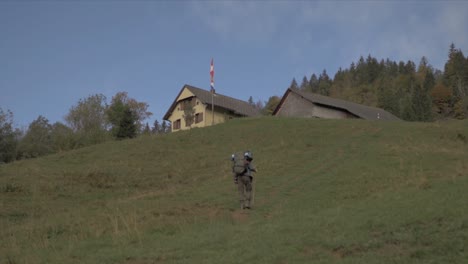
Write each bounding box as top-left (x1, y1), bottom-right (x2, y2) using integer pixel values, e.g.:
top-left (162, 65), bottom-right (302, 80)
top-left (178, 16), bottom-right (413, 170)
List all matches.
top-left (237, 175), bottom-right (252, 208)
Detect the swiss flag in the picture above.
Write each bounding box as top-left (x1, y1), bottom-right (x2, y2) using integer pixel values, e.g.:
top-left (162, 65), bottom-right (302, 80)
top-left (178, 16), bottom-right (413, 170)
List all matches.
top-left (210, 58), bottom-right (215, 94)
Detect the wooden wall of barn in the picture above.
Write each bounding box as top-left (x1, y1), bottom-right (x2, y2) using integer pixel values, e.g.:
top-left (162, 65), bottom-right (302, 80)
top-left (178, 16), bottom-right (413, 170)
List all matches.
top-left (275, 92), bottom-right (358, 119)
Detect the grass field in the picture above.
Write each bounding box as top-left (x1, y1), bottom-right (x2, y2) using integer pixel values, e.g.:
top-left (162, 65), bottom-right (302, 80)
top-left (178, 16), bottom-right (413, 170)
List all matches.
top-left (1, 117), bottom-right (467, 263)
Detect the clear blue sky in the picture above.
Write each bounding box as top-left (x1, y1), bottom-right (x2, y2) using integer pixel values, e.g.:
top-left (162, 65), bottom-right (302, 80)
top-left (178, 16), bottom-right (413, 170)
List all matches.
top-left (1, 1), bottom-right (467, 129)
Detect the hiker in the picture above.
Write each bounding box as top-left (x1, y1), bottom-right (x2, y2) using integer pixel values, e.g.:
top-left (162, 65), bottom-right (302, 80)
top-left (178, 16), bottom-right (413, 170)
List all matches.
top-left (232, 151), bottom-right (257, 209)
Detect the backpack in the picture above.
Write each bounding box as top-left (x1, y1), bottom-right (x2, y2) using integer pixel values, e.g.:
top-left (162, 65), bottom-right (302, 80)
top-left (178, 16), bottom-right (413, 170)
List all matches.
top-left (231, 152), bottom-right (247, 174)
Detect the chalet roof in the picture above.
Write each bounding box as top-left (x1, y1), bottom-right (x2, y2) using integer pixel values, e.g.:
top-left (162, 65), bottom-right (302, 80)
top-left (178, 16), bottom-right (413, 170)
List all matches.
top-left (274, 88), bottom-right (400, 121)
top-left (163, 84), bottom-right (260, 120)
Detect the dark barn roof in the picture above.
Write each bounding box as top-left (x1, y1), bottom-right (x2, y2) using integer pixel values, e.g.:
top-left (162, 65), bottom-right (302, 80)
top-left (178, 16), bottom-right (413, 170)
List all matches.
top-left (273, 88), bottom-right (400, 121)
top-left (163, 85), bottom-right (260, 120)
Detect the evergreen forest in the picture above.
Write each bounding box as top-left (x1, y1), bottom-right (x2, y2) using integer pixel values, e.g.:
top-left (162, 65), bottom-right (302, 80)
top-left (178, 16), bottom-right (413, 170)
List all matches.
top-left (288, 43), bottom-right (468, 121)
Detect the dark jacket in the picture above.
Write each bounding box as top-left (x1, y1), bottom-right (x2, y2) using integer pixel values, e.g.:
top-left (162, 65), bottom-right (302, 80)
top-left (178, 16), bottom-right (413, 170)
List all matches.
top-left (243, 160), bottom-right (256, 177)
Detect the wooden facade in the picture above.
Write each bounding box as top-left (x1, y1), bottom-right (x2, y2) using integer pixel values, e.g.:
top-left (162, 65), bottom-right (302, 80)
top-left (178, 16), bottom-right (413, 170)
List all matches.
top-left (273, 88), bottom-right (400, 121)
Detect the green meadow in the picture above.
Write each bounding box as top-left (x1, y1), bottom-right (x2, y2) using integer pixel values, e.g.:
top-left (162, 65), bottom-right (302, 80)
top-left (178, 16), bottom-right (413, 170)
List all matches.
top-left (1, 117), bottom-right (467, 263)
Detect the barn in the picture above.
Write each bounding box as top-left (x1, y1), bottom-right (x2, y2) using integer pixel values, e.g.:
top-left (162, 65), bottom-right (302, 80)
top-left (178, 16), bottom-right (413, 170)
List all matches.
top-left (273, 88), bottom-right (400, 121)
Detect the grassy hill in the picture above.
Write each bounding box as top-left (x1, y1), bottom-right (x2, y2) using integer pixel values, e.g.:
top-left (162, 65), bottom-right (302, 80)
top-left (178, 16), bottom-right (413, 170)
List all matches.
top-left (1, 117), bottom-right (468, 264)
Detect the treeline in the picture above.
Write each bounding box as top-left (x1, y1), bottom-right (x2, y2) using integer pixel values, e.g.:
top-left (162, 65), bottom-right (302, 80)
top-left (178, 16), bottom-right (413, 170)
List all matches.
top-left (1, 43), bottom-right (467, 163)
top-left (289, 43), bottom-right (468, 121)
top-left (0, 92), bottom-right (170, 163)
top-left (0, 90), bottom-right (274, 164)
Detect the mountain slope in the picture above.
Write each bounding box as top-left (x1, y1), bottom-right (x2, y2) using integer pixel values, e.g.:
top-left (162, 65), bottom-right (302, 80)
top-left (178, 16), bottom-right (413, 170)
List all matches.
top-left (1, 117), bottom-right (467, 263)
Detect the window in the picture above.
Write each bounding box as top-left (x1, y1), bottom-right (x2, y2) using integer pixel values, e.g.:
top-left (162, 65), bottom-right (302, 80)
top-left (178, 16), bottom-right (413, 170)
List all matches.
top-left (173, 119), bottom-right (181, 130)
top-left (195, 113), bottom-right (203, 123)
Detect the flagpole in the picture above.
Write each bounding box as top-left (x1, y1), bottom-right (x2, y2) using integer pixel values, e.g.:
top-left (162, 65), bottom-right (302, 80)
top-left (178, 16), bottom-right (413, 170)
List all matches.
top-left (212, 92), bottom-right (214, 125)
top-left (210, 58), bottom-right (215, 125)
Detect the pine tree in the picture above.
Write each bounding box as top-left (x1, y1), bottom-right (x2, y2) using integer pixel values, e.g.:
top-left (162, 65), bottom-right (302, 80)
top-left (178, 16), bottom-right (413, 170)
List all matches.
top-left (318, 69), bottom-right (331, 96)
top-left (377, 76), bottom-right (399, 117)
top-left (444, 43), bottom-right (467, 101)
top-left (142, 123), bottom-right (151, 135)
top-left (115, 107), bottom-right (137, 139)
top-left (349, 62), bottom-right (356, 74)
top-left (386, 59), bottom-right (399, 78)
top-left (400, 95), bottom-right (417, 121)
top-left (413, 57), bottom-right (434, 121)
top-left (309, 74), bottom-right (319, 93)
top-left (289, 78), bottom-right (299, 90)
top-left (412, 84), bottom-right (431, 121)
top-left (398, 61), bottom-right (406, 74)
top-left (334, 68), bottom-right (345, 83)
top-left (299, 76), bottom-right (310, 91)
top-left (405, 60), bottom-right (416, 75)
top-left (355, 56), bottom-right (367, 85)
top-left (248, 96), bottom-right (255, 106)
top-left (366, 55), bottom-right (380, 83)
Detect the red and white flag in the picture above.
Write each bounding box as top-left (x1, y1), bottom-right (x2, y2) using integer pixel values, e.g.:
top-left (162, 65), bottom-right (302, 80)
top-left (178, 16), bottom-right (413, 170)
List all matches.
top-left (210, 58), bottom-right (215, 94)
